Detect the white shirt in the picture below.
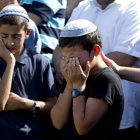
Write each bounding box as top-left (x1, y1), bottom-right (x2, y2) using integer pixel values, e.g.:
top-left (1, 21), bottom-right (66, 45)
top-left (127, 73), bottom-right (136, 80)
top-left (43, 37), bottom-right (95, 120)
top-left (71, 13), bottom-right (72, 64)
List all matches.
top-left (68, 0), bottom-right (140, 129)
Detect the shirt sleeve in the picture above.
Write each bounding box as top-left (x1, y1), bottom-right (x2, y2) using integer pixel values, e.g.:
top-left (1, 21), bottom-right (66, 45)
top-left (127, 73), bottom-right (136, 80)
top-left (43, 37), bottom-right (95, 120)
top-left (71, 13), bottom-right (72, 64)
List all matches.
top-left (88, 75), bottom-right (117, 107)
top-left (109, 2), bottom-right (140, 58)
top-left (27, 0), bottom-right (62, 23)
top-left (42, 57), bottom-right (58, 98)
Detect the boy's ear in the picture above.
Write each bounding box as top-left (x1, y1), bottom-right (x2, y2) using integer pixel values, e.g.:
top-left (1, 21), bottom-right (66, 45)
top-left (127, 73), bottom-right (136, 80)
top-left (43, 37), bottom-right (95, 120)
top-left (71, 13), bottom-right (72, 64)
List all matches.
top-left (93, 44), bottom-right (101, 55)
top-left (25, 28), bottom-right (31, 39)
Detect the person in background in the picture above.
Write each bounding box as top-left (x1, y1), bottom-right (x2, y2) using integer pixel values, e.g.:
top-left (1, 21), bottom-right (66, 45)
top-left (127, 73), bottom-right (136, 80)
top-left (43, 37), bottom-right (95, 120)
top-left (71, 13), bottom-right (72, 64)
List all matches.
top-left (51, 19), bottom-right (124, 140)
top-left (53, 1), bottom-right (140, 139)
top-left (101, 52), bottom-right (140, 83)
top-left (21, 0), bottom-right (67, 64)
top-left (0, 4), bottom-right (58, 139)
top-left (101, 52), bottom-right (140, 140)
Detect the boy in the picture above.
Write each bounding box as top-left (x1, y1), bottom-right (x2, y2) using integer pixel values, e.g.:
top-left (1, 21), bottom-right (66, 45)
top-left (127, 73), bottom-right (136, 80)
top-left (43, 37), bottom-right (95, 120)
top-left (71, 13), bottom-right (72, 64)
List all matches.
top-left (51, 19), bottom-right (124, 140)
top-left (0, 0), bottom-right (42, 53)
top-left (0, 4), bottom-right (58, 139)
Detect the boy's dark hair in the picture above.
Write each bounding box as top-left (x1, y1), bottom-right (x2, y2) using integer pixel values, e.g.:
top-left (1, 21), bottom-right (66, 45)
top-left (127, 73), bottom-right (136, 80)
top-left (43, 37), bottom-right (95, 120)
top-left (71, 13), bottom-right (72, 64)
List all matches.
top-left (0, 15), bottom-right (28, 31)
top-left (59, 29), bottom-right (102, 53)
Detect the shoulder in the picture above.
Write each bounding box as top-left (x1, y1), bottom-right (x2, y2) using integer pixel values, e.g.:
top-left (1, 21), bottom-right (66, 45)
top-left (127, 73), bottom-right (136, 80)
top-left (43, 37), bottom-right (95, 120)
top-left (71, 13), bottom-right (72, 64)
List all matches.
top-left (94, 68), bottom-right (122, 89)
top-left (27, 51), bottom-right (50, 66)
top-left (97, 68), bottom-right (120, 81)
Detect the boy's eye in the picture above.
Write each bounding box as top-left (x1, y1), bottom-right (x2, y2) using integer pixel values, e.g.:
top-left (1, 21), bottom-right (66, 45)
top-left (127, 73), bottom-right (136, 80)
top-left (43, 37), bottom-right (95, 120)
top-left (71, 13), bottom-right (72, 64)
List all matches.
top-left (1, 36), bottom-right (7, 38)
top-left (14, 35), bottom-right (21, 39)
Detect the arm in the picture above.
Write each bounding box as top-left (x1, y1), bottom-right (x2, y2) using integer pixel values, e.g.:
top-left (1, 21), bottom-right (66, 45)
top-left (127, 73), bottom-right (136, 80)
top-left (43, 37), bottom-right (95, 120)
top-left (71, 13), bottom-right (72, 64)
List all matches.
top-left (73, 96), bottom-right (108, 135)
top-left (5, 93), bottom-right (57, 115)
top-left (51, 57), bottom-right (73, 130)
top-left (26, 0), bottom-right (61, 26)
top-left (0, 39), bottom-right (15, 111)
top-left (106, 2), bottom-right (140, 67)
top-left (28, 13), bottom-right (43, 26)
top-left (66, 57), bottom-right (107, 135)
top-left (101, 52), bottom-right (140, 83)
top-left (5, 54), bottom-right (57, 115)
top-left (106, 51), bottom-right (138, 67)
top-left (50, 85), bottom-right (73, 130)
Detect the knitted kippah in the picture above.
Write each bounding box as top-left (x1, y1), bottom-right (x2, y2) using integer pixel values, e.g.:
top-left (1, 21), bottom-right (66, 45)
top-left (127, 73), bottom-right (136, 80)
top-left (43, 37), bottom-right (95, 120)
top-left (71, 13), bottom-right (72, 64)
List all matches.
top-left (0, 4), bottom-right (29, 21)
top-left (60, 19), bottom-right (97, 37)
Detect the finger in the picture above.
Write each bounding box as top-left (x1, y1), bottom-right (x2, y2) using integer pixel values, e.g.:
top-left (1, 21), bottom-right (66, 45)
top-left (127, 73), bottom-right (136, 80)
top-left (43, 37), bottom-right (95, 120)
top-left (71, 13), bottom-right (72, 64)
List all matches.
top-left (75, 57), bottom-right (82, 72)
top-left (84, 61), bottom-right (90, 76)
top-left (101, 51), bottom-right (111, 63)
top-left (101, 51), bottom-right (107, 62)
top-left (68, 58), bottom-right (75, 69)
top-left (61, 57), bottom-right (67, 68)
top-left (0, 39), bottom-right (10, 54)
top-left (0, 39), bottom-right (6, 49)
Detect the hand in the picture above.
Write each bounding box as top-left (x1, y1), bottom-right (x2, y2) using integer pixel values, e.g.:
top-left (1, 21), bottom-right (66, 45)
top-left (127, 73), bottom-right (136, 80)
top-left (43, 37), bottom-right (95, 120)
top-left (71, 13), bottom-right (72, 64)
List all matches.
top-left (0, 39), bottom-right (15, 64)
top-left (67, 57), bottom-right (90, 91)
top-left (60, 56), bottom-right (72, 85)
top-left (101, 52), bottom-right (120, 73)
top-left (5, 92), bottom-right (23, 111)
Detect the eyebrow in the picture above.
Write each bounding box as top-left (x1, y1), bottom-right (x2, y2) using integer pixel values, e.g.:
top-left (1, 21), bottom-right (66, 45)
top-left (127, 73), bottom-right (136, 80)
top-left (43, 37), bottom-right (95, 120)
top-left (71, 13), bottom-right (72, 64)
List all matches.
top-left (0, 32), bottom-right (21, 36)
top-left (0, 33), bottom-right (8, 35)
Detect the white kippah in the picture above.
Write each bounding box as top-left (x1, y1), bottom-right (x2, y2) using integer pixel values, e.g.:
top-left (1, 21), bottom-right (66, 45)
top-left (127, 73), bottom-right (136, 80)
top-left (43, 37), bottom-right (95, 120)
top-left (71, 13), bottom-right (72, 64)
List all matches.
top-left (0, 4), bottom-right (29, 21)
top-left (60, 19), bottom-right (97, 37)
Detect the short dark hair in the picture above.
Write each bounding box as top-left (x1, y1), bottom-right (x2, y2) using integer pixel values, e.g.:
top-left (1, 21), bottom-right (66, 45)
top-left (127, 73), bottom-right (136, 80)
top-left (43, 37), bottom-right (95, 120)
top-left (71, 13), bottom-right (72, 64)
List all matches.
top-left (59, 29), bottom-right (102, 53)
top-left (0, 15), bottom-right (28, 31)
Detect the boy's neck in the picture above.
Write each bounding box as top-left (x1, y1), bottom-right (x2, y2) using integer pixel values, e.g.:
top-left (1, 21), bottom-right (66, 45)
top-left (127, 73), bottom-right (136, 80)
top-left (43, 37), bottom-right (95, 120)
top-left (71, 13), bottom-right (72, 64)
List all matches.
top-left (14, 46), bottom-right (25, 60)
top-left (89, 56), bottom-right (108, 76)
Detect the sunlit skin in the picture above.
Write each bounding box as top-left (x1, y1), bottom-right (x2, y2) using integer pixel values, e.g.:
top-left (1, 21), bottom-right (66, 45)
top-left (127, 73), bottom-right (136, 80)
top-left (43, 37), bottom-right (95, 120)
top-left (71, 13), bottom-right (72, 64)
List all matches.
top-left (97, 0), bottom-right (115, 9)
top-left (61, 45), bottom-right (106, 77)
top-left (0, 24), bottom-right (29, 60)
top-left (61, 44), bottom-right (108, 91)
top-left (50, 44), bottom-right (109, 133)
top-left (61, 45), bottom-right (93, 71)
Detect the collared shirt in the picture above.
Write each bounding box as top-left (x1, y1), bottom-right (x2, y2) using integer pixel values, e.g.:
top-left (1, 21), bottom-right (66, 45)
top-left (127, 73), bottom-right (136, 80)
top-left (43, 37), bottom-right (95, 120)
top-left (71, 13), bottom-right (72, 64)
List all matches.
top-left (0, 48), bottom-right (58, 139)
top-left (68, 0), bottom-right (140, 129)
top-left (0, 48), bottom-right (58, 99)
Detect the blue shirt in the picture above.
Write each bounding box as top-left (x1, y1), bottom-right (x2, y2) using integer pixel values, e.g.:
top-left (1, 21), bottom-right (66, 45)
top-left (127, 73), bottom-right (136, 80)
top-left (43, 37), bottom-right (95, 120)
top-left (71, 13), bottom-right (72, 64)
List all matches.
top-left (25, 19), bottom-right (42, 53)
top-left (21, 0), bottom-right (67, 63)
top-left (0, 48), bottom-right (58, 139)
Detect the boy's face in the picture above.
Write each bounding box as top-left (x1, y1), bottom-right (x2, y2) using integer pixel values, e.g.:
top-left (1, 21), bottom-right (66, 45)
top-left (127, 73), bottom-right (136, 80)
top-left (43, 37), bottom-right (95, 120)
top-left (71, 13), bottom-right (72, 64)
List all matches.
top-left (61, 45), bottom-right (93, 71)
top-left (0, 24), bottom-right (28, 59)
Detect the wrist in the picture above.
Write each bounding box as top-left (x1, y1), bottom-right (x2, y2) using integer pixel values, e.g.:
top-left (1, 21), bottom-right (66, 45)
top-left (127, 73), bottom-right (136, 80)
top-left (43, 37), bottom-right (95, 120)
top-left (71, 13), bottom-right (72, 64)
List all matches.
top-left (5, 55), bottom-right (15, 64)
top-left (33, 101), bottom-right (40, 117)
top-left (71, 89), bottom-right (84, 98)
top-left (73, 85), bottom-right (85, 92)
top-left (20, 98), bottom-right (35, 111)
top-left (6, 59), bottom-right (15, 66)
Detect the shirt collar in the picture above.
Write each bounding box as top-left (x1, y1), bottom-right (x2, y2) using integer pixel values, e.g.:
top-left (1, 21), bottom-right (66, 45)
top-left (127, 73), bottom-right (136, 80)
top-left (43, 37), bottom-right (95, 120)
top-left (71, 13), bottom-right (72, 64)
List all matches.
top-left (92, 0), bottom-right (125, 7)
top-left (16, 47), bottom-right (28, 64)
top-left (114, 0), bottom-right (125, 5)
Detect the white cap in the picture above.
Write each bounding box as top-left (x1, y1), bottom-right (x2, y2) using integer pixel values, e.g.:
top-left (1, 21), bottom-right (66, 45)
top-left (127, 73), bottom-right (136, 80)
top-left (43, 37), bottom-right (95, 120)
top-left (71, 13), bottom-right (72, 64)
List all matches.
top-left (60, 19), bottom-right (97, 37)
top-left (0, 4), bottom-right (29, 21)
